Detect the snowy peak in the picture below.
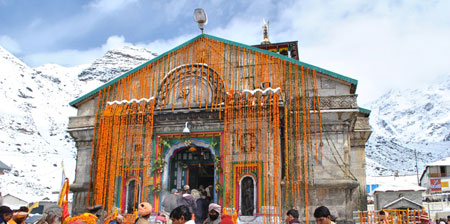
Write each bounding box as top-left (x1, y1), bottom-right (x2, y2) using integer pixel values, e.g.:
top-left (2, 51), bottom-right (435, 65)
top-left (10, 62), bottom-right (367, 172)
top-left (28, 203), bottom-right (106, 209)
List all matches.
top-left (366, 75), bottom-right (450, 176)
top-left (369, 77), bottom-right (450, 143)
top-left (78, 45), bottom-right (157, 82)
top-left (0, 45), bottom-right (33, 75)
top-left (0, 44), bottom-right (156, 203)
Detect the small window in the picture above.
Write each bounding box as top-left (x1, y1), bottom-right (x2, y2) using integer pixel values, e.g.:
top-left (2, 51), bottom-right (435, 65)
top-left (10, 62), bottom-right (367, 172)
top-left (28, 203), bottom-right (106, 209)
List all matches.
top-left (441, 166), bottom-right (446, 176)
top-left (428, 166), bottom-right (439, 177)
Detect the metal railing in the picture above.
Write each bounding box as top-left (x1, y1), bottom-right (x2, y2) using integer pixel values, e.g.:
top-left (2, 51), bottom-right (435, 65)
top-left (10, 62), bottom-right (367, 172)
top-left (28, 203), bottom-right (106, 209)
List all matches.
top-left (353, 209), bottom-right (427, 224)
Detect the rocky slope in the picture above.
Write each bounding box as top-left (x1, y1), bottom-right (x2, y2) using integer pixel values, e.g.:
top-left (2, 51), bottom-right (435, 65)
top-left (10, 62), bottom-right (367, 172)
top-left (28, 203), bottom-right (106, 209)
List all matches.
top-left (0, 45), bottom-right (155, 203)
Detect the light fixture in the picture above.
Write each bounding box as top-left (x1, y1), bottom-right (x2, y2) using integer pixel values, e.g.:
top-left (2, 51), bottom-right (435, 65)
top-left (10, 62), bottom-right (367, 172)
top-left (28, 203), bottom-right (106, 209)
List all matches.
top-left (183, 121), bottom-right (190, 136)
top-left (194, 8), bottom-right (208, 34)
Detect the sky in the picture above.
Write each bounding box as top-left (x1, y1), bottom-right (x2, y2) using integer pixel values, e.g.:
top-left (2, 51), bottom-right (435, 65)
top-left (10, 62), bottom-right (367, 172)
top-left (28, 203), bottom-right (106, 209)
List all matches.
top-left (1, 0), bottom-right (450, 106)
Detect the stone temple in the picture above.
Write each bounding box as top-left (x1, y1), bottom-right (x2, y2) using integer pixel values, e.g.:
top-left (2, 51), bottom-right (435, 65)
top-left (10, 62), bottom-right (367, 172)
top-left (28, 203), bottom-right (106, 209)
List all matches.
top-left (67, 32), bottom-right (371, 223)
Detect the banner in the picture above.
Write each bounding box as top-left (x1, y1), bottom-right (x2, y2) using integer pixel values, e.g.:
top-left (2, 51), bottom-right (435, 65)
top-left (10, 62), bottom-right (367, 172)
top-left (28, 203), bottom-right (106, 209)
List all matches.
top-left (430, 179), bottom-right (441, 192)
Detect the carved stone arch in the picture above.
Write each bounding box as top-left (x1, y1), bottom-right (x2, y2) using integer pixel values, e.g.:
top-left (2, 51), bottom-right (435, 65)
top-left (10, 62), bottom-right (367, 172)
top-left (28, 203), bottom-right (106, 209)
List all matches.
top-left (156, 63), bottom-right (225, 109)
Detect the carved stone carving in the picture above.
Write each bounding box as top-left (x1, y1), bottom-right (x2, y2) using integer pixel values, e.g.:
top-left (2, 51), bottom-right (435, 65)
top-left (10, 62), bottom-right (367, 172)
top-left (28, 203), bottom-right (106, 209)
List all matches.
top-left (314, 95), bottom-right (357, 109)
top-left (156, 64), bottom-right (225, 109)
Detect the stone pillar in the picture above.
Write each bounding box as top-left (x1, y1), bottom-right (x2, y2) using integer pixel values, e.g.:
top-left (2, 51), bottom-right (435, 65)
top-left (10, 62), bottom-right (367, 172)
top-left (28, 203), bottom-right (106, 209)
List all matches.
top-left (350, 115), bottom-right (371, 213)
top-left (67, 115), bottom-right (95, 215)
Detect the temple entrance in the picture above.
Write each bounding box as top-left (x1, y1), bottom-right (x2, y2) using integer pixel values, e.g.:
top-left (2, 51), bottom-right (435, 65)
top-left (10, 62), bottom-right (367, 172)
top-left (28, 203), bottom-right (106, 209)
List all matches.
top-left (169, 145), bottom-right (215, 197)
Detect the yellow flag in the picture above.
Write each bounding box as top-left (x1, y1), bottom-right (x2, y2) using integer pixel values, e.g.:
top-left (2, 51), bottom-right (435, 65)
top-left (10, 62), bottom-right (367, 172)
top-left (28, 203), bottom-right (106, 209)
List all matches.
top-left (58, 161), bottom-right (67, 206)
top-left (28, 202), bottom-right (39, 212)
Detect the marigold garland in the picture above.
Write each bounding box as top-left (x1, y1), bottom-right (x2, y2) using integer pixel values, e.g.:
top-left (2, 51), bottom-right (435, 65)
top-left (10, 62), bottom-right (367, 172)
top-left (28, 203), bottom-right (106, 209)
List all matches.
top-left (65, 213), bottom-right (97, 224)
top-left (88, 36), bottom-right (324, 224)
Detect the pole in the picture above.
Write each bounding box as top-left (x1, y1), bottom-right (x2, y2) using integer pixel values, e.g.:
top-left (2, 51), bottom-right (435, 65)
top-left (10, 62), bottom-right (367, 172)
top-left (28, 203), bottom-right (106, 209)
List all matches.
top-left (414, 148), bottom-right (419, 185)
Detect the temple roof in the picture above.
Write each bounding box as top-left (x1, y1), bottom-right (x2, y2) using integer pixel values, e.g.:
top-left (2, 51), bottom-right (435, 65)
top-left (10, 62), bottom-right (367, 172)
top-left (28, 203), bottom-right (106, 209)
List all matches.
top-left (70, 34), bottom-right (358, 107)
top-left (0, 160), bottom-right (11, 171)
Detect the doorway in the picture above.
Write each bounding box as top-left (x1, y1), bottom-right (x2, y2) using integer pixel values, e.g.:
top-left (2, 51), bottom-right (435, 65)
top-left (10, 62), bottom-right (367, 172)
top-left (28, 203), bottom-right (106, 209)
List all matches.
top-left (169, 145), bottom-right (215, 196)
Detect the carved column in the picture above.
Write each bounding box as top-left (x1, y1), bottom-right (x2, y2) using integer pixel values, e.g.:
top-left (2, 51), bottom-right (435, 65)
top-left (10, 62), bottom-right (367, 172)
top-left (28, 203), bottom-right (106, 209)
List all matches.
top-left (67, 115), bottom-right (95, 215)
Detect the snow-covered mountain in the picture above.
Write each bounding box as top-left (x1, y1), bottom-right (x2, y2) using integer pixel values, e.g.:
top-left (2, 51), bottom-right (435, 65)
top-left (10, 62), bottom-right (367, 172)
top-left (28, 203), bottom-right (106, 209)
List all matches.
top-left (78, 46), bottom-right (157, 82)
top-left (0, 45), bottom-right (155, 203)
top-left (365, 77), bottom-right (450, 176)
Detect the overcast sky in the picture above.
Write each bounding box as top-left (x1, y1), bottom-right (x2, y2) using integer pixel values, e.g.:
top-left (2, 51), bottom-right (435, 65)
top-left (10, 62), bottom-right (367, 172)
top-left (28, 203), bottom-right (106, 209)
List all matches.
top-left (1, 0), bottom-right (449, 106)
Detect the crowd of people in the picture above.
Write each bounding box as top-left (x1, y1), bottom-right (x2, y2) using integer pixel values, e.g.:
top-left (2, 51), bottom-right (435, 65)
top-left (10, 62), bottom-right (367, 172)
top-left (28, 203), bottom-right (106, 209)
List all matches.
top-left (158, 185), bottom-right (226, 224)
top-left (0, 206), bottom-right (31, 224)
top-left (6, 193), bottom-right (450, 224)
top-left (0, 205), bottom-right (62, 224)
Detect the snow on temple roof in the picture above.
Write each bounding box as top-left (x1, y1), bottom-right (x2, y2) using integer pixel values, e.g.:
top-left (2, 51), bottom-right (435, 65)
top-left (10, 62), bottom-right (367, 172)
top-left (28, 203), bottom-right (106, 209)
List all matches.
top-left (382, 197), bottom-right (423, 209)
top-left (107, 97), bottom-right (155, 105)
top-left (242, 87), bottom-right (281, 95)
top-left (426, 157), bottom-right (450, 167)
top-left (373, 183), bottom-right (426, 193)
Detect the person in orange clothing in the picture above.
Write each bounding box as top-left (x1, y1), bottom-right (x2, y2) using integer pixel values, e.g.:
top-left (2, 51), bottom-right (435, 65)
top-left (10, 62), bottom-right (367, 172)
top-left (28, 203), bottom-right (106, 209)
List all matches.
top-left (8, 207), bottom-right (29, 224)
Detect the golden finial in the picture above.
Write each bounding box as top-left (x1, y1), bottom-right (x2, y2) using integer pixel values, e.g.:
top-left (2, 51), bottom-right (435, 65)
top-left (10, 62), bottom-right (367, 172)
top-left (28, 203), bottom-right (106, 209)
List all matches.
top-left (261, 18), bottom-right (271, 45)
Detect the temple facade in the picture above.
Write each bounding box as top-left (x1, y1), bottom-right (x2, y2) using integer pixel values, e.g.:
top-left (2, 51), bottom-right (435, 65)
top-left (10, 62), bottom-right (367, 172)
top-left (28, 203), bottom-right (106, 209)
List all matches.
top-left (67, 33), bottom-right (371, 223)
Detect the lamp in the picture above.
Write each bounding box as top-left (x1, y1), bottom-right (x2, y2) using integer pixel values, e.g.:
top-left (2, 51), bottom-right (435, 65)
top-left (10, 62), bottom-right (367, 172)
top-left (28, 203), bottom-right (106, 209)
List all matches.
top-left (194, 8), bottom-right (208, 34)
top-left (183, 122), bottom-right (190, 136)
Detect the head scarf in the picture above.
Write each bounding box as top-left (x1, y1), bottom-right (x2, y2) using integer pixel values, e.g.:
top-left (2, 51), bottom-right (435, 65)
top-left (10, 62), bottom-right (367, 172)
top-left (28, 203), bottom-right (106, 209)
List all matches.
top-left (208, 203), bottom-right (221, 214)
top-left (138, 202), bottom-right (152, 216)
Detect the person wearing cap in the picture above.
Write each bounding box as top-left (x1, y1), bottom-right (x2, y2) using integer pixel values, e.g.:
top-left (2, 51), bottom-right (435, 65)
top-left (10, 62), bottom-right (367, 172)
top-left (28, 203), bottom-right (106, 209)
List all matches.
top-left (314, 206), bottom-right (335, 224)
top-left (163, 189), bottom-right (181, 214)
top-left (0, 206), bottom-right (13, 224)
top-left (170, 205), bottom-right (194, 224)
top-left (203, 203), bottom-right (221, 224)
top-left (136, 202), bottom-right (152, 224)
top-left (8, 207), bottom-right (29, 224)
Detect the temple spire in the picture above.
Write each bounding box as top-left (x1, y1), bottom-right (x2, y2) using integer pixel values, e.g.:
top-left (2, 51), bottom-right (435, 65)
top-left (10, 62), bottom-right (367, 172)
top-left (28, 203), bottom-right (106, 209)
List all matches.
top-left (261, 19), bottom-right (271, 45)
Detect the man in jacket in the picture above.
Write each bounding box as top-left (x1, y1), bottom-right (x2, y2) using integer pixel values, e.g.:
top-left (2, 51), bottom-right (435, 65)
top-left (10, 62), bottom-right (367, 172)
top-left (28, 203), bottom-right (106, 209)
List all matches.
top-left (163, 189), bottom-right (180, 214)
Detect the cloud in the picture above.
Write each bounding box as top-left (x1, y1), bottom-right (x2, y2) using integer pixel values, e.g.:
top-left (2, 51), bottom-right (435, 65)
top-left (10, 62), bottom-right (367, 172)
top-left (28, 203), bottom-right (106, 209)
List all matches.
top-left (11, 0), bottom-right (450, 105)
top-left (0, 35), bottom-right (22, 54)
top-left (86, 0), bottom-right (138, 13)
top-left (23, 35), bottom-right (132, 67)
top-left (275, 0), bottom-right (450, 105)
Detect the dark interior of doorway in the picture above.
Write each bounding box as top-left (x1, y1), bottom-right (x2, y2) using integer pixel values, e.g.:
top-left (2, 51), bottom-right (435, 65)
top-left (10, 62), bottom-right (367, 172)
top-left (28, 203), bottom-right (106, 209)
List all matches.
top-left (170, 146), bottom-right (215, 196)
